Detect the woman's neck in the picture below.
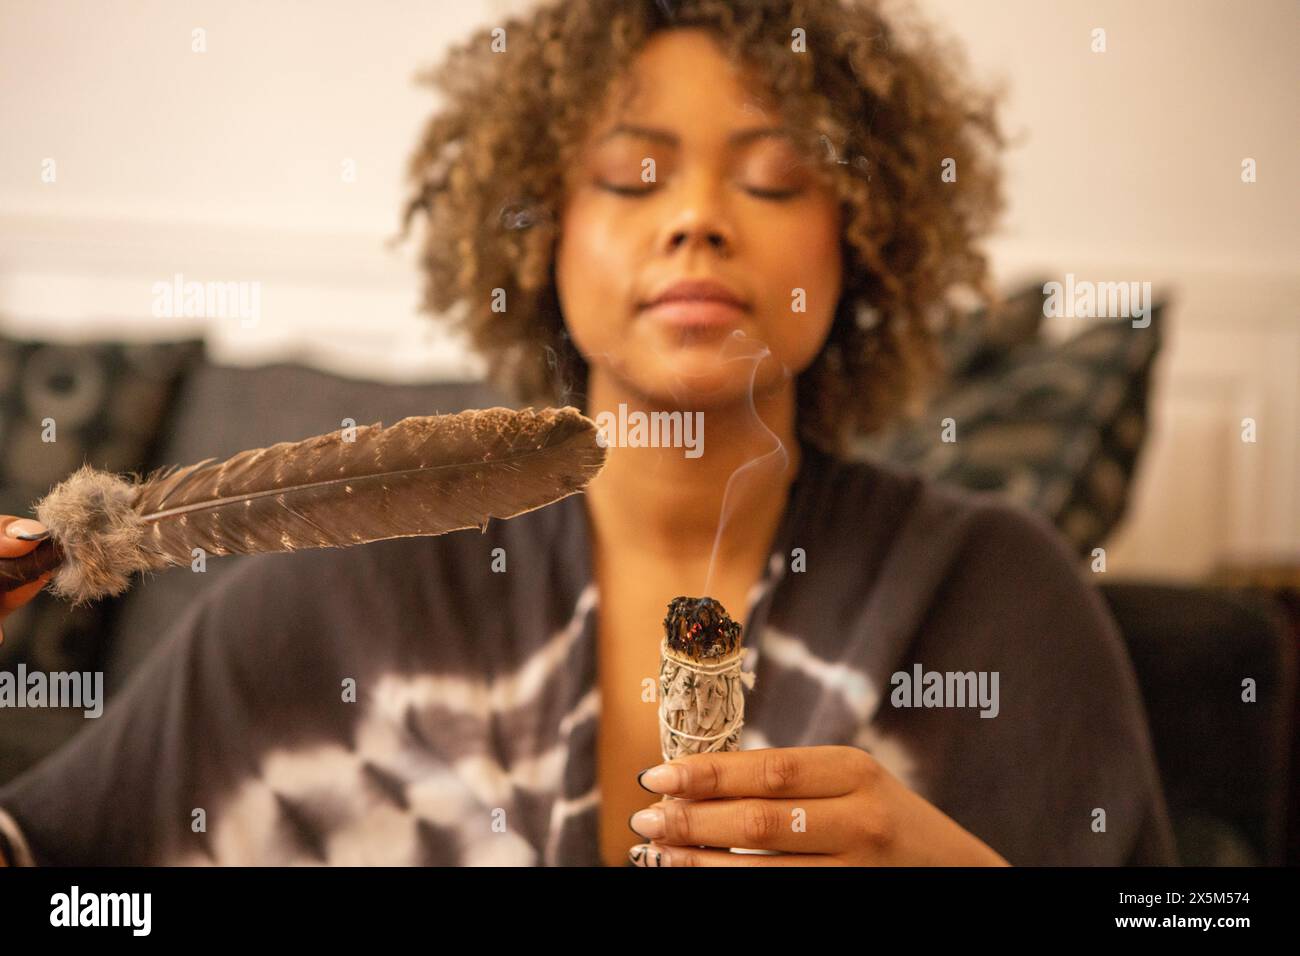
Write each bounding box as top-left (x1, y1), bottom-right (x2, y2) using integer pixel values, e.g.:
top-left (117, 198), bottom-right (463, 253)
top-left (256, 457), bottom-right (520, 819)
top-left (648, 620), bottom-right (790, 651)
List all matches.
top-left (581, 369), bottom-right (802, 578)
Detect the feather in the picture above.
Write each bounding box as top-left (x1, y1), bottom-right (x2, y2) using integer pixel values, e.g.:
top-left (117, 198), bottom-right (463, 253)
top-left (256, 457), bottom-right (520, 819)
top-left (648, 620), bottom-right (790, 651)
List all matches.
top-left (1, 405), bottom-right (605, 607)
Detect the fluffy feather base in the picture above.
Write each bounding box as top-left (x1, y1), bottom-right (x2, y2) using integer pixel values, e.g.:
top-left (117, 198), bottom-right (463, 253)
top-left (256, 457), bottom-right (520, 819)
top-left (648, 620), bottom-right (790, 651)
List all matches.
top-left (35, 465), bottom-right (155, 606)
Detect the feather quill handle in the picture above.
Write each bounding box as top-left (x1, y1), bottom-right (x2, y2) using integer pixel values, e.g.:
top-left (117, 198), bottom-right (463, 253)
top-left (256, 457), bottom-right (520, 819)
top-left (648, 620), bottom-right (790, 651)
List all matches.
top-left (0, 406), bottom-right (605, 606)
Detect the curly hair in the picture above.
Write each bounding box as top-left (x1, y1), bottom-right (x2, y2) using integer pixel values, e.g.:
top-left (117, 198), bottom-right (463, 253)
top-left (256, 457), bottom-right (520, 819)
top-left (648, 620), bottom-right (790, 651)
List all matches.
top-left (395, 0), bottom-right (1006, 457)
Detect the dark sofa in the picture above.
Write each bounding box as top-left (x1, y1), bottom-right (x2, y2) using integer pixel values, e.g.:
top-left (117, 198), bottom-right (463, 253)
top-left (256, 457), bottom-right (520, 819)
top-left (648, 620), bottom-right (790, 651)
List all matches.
top-left (1, 357), bottom-right (1295, 866)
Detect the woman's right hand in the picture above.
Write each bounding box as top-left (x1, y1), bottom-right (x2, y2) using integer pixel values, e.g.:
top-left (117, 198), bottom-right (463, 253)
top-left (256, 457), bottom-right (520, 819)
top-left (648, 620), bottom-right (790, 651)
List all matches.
top-left (0, 517), bottom-right (54, 646)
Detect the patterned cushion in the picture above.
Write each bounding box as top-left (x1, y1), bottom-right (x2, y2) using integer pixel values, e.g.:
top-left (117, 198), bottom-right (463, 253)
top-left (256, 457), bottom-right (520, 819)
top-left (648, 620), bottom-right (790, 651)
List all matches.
top-left (0, 334), bottom-right (203, 780)
top-left (859, 283), bottom-right (1164, 558)
top-left (939, 280), bottom-right (1047, 380)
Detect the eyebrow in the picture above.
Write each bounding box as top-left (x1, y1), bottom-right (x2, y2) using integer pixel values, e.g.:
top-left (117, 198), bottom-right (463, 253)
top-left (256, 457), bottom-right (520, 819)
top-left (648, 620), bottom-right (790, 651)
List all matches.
top-left (594, 123), bottom-right (794, 148)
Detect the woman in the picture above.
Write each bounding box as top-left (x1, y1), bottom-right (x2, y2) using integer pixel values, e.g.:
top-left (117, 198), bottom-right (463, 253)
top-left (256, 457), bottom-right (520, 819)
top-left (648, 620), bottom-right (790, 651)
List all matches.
top-left (0, 0), bottom-right (1175, 867)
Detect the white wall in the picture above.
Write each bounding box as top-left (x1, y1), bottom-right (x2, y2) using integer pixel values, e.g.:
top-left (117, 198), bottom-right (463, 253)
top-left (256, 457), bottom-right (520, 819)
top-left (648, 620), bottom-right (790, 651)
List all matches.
top-left (0, 0), bottom-right (514, 377)
top-left (919, 0), bottom-right (1300, 578)
top-left (1, 0), bottom-right (1296, 577)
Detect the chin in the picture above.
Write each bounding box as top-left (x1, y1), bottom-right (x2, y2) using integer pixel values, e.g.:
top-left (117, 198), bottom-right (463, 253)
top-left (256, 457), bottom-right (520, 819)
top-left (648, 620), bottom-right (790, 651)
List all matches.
top-left (625, 350), bottom-right (790, 410)
top-left (579, 320), bottom-right (798, 409)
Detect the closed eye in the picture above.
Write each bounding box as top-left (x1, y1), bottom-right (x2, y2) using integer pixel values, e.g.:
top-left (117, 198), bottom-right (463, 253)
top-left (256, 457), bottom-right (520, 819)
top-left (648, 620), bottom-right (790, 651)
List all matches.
top-left (743, 186), bottom-right (803, 201)
top-left (596, 181), bottom-right (654, 196)
top-left (596, 180), bottom-right (803, 201)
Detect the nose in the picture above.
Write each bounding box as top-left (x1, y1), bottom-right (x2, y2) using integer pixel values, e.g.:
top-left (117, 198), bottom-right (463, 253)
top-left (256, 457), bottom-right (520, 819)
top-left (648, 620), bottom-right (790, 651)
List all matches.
top-left (666, 223), bottom-right (731, 257)
top-left (658, 170), bottom-right (736, 259)
top-left (665, 219), bottom-right (732, 256)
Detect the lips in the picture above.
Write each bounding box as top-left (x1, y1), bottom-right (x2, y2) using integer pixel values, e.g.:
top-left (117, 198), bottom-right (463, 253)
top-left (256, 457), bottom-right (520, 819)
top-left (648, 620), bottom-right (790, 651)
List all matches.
top-left (641, 277), bottom-right (749, 311)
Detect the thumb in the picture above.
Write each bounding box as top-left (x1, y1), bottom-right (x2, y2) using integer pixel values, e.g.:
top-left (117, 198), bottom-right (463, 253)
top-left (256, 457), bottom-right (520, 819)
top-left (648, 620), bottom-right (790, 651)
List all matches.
top-left (0, 518), bottom-right (50, 559)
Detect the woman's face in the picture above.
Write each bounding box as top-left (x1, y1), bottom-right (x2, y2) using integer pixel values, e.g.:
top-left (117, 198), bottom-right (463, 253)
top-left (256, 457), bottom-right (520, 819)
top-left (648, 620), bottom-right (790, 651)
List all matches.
top-left (555, 28), bottom-right (843, 409)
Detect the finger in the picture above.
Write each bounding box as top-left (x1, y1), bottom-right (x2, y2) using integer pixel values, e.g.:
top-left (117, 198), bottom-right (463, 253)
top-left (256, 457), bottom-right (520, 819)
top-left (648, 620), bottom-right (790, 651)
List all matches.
top-left (628, 842), bottom-right (842, 867)
top-left (637, 745), bottom-right (874, 799)
top-left (0, 518), bottom-right (51, 558)
top-left (1, 571), bottom-right (54, 613)
top-left (631, 793), bottom-right (870, 854)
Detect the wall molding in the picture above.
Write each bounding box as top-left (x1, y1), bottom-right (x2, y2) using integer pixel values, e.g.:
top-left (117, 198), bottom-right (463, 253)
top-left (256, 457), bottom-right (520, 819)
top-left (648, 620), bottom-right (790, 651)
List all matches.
top-left (0, 212), bottom-right (484, 382)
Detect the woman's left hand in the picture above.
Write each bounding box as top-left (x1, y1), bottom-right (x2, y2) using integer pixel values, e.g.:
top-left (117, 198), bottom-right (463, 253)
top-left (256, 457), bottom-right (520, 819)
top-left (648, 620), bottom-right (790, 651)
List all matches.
top-left (626, 745), bottom-right (1010, 866)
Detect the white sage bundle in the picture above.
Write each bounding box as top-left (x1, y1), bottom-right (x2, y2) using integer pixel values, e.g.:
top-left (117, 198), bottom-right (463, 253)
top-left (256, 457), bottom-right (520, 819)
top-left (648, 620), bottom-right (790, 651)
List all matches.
top-left (656, 596), bottom-right (774, 857)
top-left (657, 596), bottom-right (755, 760)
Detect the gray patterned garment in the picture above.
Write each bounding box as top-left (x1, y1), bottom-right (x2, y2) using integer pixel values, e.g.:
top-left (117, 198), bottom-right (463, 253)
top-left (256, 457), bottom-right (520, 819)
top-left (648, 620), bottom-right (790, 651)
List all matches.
top-left (0, 437), bottom-right (1178, 866)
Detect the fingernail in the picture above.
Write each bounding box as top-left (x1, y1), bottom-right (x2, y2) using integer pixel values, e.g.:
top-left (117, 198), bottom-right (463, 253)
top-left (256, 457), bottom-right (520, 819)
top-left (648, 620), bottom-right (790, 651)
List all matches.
top-left (629, 808), bottom-right (665, 840)
top-left (628, 843), bottom-right (669, 867)
top-left (638, 763), bottom-right (682, 794)
top-left (6, 521), bottom-right (49, 541)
